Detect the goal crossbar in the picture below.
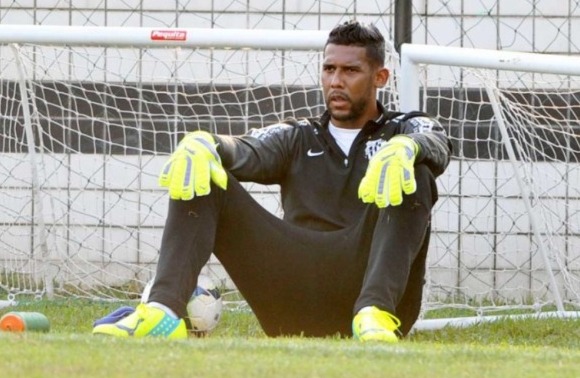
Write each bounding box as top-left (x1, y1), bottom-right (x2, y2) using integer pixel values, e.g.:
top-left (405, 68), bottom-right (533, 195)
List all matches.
top-left (0, 25), bottom-right (329, 50)
top-left (400, 43), bottom-right (580, 113)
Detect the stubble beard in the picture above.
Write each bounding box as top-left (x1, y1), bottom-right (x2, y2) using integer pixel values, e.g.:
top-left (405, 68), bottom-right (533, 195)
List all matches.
top-left (327, 97), bottom-right (367, 125)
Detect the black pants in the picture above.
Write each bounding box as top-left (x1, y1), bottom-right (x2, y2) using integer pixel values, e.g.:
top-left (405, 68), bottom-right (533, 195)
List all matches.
top-left (149, 164), bottom-right (438, 337)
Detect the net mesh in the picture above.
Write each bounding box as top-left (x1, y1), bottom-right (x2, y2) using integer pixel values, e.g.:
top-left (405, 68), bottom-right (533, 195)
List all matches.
top-left (423, 65), bottom-right (580, 315)
top-left (0, 42), bottom-right (398, 301)
top-left (1, 38), bottom-right (579, 318)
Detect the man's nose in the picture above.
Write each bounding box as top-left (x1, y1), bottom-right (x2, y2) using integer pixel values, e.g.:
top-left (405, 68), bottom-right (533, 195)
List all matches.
top-left (330, 71), bottom-right (343, 87)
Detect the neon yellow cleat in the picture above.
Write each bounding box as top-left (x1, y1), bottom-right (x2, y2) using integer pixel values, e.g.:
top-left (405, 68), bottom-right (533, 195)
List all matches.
top-left (352, 306), bottom-right (401, 343)
top-left (93, 303), bottom-right (187, 339)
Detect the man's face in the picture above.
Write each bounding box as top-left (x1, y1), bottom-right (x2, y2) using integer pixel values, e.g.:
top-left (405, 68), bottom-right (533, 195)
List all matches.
top-left (321, 43), bottom-right (388, 129)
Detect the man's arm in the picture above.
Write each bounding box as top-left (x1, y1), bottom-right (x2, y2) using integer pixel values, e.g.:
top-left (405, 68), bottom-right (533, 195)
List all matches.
top-left (358, 113), bottom-right (451, 208)
top-left (397, 114), bottom-right (452, 178)
top-left (214, 122), bottom-right (297, 184)
top-left (158, 122), bottom-right (297, 200)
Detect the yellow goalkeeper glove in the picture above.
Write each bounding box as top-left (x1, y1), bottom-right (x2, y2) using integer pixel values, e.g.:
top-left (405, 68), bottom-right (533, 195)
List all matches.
top-left (358, 135), bottom-right (419, 208)
top-left (159, 131), bottom-right (228, 200)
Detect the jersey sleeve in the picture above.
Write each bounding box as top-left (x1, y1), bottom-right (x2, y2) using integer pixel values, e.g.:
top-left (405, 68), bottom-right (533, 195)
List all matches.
top-left (397, 112), bottom-right (452, 177)
top-left (212, 122), bottom-right (297, 184)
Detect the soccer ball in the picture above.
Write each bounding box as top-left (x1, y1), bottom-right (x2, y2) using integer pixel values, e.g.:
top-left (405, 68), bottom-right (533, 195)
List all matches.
top-left (140, 274), bottom-right (223, 335)
top-left (187, 274), bottom-right (223, 335)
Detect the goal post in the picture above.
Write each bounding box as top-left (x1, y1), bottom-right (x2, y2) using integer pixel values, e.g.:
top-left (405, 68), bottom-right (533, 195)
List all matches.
top-left (1, 25), bottom-right (579, 329)
top-left (400, 43), bottom-right (580, 328)
top-left (0, 25), bottom-right (341, 304)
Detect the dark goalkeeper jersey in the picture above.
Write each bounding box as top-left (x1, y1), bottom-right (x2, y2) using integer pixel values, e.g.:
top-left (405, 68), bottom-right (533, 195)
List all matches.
top-left (214, 102), bottom-right (452, 231)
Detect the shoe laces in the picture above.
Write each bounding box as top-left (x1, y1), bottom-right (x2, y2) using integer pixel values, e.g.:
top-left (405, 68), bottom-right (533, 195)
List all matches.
top-left (360, 306), bottom-right (401, 331)
top-left (383, 310), bottom-right (401, 329)
top-left (134, 303), bottom-right (153, 319)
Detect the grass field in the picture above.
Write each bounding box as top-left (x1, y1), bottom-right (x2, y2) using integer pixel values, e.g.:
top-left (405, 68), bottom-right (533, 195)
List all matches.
top-left (1, 299), bottom-right (580, 378)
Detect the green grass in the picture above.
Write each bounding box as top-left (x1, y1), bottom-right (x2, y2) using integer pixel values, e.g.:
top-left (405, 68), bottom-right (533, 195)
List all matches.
top-left (1, 300), bottom-right (580, 377)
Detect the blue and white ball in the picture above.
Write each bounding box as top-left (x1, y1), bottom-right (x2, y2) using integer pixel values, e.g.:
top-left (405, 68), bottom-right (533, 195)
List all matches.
top-left (141, 274), bottom-right (223, 334)
top-left (187, 274), bottom-right (223, 334)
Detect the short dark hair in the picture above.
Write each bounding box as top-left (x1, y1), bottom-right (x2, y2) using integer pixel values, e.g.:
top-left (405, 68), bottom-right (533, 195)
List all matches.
top-left (326, 20), bottom-right (386, 67)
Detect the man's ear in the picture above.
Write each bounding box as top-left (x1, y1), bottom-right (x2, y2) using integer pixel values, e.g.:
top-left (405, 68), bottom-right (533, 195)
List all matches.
top-left (375, 67), bottom-right (389, 88)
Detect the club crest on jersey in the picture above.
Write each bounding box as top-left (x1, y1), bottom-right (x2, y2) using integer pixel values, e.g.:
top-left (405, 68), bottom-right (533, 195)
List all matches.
top-left (295, 119), bottom-right (311, 127)
top-left (249, 123), bottom-right (292, 140)
top-left (407, 116), bottom-right (441, 133)
top-left (364, 139), bottom-right (387, 160)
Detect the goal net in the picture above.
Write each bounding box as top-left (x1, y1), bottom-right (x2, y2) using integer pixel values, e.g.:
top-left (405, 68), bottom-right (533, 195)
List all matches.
top-left (1, 26), bottom-right (578, 325)
top-left (0, 25), bottom-right (400, 304)
top-left (399, 44), bottom-right (580, 327)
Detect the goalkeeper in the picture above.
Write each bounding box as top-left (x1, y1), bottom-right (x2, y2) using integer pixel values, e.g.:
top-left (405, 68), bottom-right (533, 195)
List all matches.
top-left (93, 20), bottom-right (451, 342)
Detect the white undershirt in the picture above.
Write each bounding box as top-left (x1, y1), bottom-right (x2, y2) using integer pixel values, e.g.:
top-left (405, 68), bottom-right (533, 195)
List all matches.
top-left (328, 122), bottom-right (361, 156)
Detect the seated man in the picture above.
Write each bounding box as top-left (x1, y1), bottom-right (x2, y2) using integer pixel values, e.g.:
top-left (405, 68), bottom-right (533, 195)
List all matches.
top-left (93, 20), bottom-right (451, 342)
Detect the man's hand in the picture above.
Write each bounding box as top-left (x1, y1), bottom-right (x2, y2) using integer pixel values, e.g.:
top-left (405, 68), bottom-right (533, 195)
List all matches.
top-left (358, 135), bottom-right (418, 208)
top-left (159, 131), bottom-right (228, 200)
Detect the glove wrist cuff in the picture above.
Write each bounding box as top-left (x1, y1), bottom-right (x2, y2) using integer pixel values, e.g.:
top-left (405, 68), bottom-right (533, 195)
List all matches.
top-left (390, 135), bottom-right (418, 154)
